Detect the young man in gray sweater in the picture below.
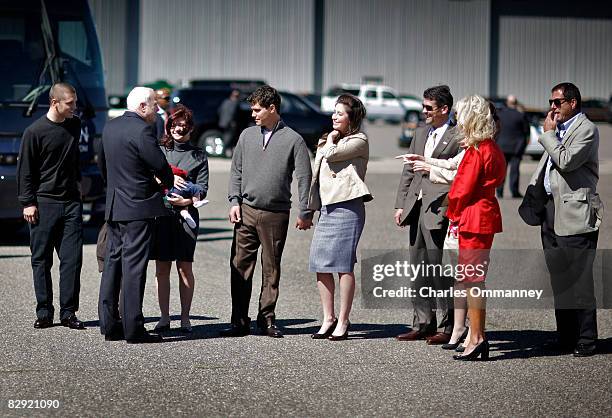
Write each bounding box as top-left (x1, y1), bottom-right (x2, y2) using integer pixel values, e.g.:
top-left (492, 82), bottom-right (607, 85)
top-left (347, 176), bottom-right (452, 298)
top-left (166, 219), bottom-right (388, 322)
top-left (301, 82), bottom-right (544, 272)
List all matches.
top-left (222, 85), bottom-right (313, 338)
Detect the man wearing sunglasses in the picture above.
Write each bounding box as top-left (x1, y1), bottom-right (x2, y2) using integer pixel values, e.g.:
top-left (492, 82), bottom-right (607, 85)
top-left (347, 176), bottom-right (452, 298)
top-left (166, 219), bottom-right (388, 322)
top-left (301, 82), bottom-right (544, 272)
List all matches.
top-left (394, 85), bottom-right (463, 344)
top-left (520, 82), bottom-right (602, 357)
top-left (153, 88), bottom-right (172, 140)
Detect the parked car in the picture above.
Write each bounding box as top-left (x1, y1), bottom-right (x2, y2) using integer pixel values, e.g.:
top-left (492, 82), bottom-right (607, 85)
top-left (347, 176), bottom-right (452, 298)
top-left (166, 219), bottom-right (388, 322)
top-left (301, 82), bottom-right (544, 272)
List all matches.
top-left (399, 94), bottom-right (422, 123)
top-left (582, 99), bottom-right (612, 123)
top-left (321, 84), bottom-right (407, 123)
top-left (173, 87), bottom-right (332, 157)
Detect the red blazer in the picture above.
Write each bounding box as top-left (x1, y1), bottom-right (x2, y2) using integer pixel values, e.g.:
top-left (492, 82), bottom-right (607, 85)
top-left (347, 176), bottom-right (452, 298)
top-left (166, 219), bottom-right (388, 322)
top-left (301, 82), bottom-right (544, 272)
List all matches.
top-left (446, 139), bottom-right (506, 234)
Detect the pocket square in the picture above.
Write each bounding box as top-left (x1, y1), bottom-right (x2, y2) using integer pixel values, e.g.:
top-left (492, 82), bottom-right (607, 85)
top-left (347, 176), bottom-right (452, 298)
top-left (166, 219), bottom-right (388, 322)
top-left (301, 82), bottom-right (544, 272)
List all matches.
top-left (442, 141), bottom-right (448, 145)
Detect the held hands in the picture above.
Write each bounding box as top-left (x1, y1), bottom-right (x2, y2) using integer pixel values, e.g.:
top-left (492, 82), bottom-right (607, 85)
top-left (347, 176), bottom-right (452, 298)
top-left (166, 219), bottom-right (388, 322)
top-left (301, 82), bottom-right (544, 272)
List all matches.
top-left (228, 205), bottom-right (241, 224)
top-left (543, 110), bottom-right (558, 132)
top-left (23, 205), bottom-right (38, 224)
top-left (295, 217), bottom-right (312, 230)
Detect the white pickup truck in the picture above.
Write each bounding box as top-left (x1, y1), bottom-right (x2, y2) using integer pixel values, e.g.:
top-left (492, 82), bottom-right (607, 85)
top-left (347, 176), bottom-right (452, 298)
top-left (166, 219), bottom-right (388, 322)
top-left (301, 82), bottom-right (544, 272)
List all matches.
top-left (321, 84), bottom-right (420, 123)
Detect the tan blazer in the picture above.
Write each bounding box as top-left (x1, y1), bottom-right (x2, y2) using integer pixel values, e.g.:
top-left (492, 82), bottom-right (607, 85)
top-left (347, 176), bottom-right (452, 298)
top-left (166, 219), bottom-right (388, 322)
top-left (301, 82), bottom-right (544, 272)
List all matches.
top-left (307, 132), bottom-right (372, 211)
top-left (525, 113), bottom-right (603, 236)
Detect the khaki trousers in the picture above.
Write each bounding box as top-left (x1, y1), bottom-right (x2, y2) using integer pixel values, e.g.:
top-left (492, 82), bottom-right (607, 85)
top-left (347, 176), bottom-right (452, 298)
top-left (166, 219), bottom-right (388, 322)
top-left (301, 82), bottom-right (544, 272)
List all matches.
top-left (230, 204), bottom-right (289, 327)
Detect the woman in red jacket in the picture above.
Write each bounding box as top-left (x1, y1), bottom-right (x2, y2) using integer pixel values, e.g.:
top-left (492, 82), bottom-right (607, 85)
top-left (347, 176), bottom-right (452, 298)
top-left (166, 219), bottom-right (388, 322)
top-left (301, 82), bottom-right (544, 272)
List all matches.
top-left (446, 95), bottom-right (506, 361)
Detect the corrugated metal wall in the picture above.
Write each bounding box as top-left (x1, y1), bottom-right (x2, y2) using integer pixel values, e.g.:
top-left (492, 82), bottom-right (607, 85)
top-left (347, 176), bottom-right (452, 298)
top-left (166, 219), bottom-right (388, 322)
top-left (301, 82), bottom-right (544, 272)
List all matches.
top-left (138, 0), bottom-right (315, 92)
top-left (498, 16), bottom-right (612, 108)
top-left (89, 0), bottom-right (128, 95)
top-left (89, 0), bottom-right (611, 105)
top-left (323, 0), bottom-right (491, 99)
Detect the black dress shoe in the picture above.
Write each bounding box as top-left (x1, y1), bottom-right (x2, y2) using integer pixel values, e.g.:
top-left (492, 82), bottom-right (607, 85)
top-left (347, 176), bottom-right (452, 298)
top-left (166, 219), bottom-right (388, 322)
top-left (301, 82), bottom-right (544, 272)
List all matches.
top-left (104, 329), bottom-right (125, 341)
top-left (442, 328), bottom-right (469, 350)
top-left (126, 332), bottom-right (163, 344)
top-left (219, 324), bottom-right (250, 337)
top-left (259, 324), bottom-right (283, 338)
top-left (312, 319), bottom-right (338, 339)
top-left (329, 321), bottom-right (350, 341)
top-left (453, 340), bottom-right (490, 361)
top-left (60, 314), bottom-right (85, 330)
top-left (573, 343), bottom-right (596, 357)
top-left (33, 317), bottom-right (53, 329)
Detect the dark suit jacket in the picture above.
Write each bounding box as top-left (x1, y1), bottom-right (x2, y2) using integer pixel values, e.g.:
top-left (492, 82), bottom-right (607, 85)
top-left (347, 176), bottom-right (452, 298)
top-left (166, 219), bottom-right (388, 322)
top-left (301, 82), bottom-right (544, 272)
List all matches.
top-left (496, 107), bottom-right (529, 155)
top-left (98, 111), bottom-right (174, 221)
top-left (395, 121), bottom-right (463, 229)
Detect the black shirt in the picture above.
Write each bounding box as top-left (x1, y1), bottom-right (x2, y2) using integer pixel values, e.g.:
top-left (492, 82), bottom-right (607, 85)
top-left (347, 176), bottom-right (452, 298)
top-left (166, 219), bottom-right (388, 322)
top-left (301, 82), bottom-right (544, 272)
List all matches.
top-left (17, 115), bottom-right (82, 206)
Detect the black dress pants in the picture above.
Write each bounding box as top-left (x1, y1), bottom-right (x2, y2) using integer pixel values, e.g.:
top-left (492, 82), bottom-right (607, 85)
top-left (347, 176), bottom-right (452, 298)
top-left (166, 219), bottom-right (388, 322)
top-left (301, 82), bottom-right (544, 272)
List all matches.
top-left (98, 219), bottom-right (154, 340)
top-left (541, 197), bottom-right (598, 348)
top-left (497, 153), bottom-right (521, 197)
top-left (29, 201), bottom-right (83, 321)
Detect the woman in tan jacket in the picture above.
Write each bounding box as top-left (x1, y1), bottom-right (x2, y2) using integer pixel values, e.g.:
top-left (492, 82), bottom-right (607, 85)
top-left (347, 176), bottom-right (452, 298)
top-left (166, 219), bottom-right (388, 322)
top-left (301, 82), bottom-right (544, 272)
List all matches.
top-left (308, 94), bottom-right (372, 340)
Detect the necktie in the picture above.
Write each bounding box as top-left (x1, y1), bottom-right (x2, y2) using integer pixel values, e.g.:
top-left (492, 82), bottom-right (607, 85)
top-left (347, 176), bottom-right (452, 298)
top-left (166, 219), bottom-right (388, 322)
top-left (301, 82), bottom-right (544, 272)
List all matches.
top-left (424, 132), bottom-right (437, 159)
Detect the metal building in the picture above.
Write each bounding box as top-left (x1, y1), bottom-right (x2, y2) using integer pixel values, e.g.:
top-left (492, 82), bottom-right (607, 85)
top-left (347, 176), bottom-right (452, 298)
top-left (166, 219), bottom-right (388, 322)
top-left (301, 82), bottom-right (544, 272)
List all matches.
top-left (90, 0), bottom-right (612, 109)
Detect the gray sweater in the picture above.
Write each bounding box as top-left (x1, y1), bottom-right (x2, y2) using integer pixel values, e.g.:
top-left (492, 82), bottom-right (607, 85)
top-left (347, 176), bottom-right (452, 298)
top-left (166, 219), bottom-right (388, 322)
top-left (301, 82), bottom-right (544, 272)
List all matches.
top-left (228, 120), bottom-right (313, 219)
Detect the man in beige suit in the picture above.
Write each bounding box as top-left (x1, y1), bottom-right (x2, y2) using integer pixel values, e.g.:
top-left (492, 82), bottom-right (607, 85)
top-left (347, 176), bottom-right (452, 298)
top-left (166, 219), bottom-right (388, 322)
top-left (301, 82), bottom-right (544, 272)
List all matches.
top-left (520, 82), bottom-right (602, 357)
top-left (394, 85), bottom-right (463, 343)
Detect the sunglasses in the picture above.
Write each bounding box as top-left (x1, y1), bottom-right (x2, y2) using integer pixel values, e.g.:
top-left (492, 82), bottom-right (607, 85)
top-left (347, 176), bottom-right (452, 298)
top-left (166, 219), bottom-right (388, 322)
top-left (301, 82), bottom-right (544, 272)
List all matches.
top-left (422, 104), bottom-right (438, 111)
top-left (549, 98), bottom-right (569, 107)
top-left (160, 96), bottom-right (170, 101)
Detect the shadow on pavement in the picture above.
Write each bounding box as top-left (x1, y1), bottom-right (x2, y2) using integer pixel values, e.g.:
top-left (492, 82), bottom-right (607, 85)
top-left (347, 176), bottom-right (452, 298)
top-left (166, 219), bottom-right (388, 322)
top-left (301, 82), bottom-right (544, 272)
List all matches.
top-left (487, 330), bottom-right (612, 360)
top-left (0, 224), bottom-right (102, 246)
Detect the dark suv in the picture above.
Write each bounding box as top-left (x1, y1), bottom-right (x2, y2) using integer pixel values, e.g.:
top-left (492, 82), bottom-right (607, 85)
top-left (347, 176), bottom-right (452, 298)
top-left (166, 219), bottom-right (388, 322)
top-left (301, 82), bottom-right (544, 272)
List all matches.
top-left (172, 87), bottom-right (332, 156)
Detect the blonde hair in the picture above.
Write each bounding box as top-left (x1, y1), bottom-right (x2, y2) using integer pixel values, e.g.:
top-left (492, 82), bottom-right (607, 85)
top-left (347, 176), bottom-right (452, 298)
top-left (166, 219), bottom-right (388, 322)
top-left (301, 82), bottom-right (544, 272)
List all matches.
top-left (455, 94), bottom-right (496, 147)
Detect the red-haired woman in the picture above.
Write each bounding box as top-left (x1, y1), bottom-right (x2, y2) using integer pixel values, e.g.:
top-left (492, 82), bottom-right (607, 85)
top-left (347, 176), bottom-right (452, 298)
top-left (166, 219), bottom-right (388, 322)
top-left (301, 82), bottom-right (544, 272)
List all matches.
top-left (151, 105), bottom-right (209, 333)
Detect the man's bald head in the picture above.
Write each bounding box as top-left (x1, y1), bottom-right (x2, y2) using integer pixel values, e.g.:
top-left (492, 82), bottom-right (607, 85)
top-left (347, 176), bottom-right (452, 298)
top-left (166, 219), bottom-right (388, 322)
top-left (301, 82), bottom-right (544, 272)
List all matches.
top-left (506, 95), bottom-right (518, 108)
top-left (49, 82), bottom-right (76, 104)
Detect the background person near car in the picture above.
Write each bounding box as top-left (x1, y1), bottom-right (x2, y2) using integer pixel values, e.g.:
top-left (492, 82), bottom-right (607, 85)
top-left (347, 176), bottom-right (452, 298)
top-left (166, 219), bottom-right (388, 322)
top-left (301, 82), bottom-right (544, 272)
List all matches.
top-left (495, 95), bottom-right (529, 198)
top-left (218, 89), bottom-right (241, 151)
top-left (16, 82), bottom-right (85, 331)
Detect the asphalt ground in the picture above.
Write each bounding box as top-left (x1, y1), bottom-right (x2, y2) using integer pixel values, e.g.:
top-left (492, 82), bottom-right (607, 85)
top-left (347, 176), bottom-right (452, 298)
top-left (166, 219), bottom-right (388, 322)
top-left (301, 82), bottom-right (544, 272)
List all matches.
top-left (0, 123), bottom-right (611, 416)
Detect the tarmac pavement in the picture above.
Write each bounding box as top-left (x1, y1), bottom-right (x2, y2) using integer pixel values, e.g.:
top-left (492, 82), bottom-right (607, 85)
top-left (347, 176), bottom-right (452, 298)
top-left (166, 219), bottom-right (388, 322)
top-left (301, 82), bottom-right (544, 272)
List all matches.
top-left (0, 123), bottom-right (611, 416)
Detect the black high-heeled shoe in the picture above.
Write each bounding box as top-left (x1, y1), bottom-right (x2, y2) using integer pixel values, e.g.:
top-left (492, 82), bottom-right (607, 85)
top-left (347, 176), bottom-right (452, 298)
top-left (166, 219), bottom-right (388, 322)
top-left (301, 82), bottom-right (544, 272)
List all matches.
top-left (328, 321), bottom-right (350, 341)
top-left (311, 319), bottom-right (338, 339)
top-left (441, 327), bottom-right (469, 350)
top-left (453, 340), bottom-right (489, 361)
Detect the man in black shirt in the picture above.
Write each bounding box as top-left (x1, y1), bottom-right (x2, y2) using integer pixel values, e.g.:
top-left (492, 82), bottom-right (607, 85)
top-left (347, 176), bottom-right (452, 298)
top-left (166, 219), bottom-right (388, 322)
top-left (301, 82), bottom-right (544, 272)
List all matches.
top-left (17, 82), bottom-right (85, 330)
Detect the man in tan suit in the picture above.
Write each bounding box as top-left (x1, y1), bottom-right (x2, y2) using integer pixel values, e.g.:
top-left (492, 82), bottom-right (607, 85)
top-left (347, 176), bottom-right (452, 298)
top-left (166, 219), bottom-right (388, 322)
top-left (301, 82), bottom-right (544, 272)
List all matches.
top-left (520, 82), bottom-right (602, 357)
top-left (394, 85), bottom-right (463, 343)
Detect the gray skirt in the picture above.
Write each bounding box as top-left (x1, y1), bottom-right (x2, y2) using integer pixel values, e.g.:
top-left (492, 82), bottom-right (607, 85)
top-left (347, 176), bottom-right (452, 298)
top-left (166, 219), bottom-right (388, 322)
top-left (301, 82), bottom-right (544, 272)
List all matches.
top-left (309, 197), bottom-right (365, 273)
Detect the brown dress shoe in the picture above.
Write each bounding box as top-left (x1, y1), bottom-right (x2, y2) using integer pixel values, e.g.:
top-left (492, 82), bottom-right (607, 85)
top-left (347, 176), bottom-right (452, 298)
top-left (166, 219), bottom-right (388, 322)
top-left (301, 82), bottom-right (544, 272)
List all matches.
top-left (426, 332), bottom-right (451, 345)
top-left (396, 329), bottom-right (431, 341)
